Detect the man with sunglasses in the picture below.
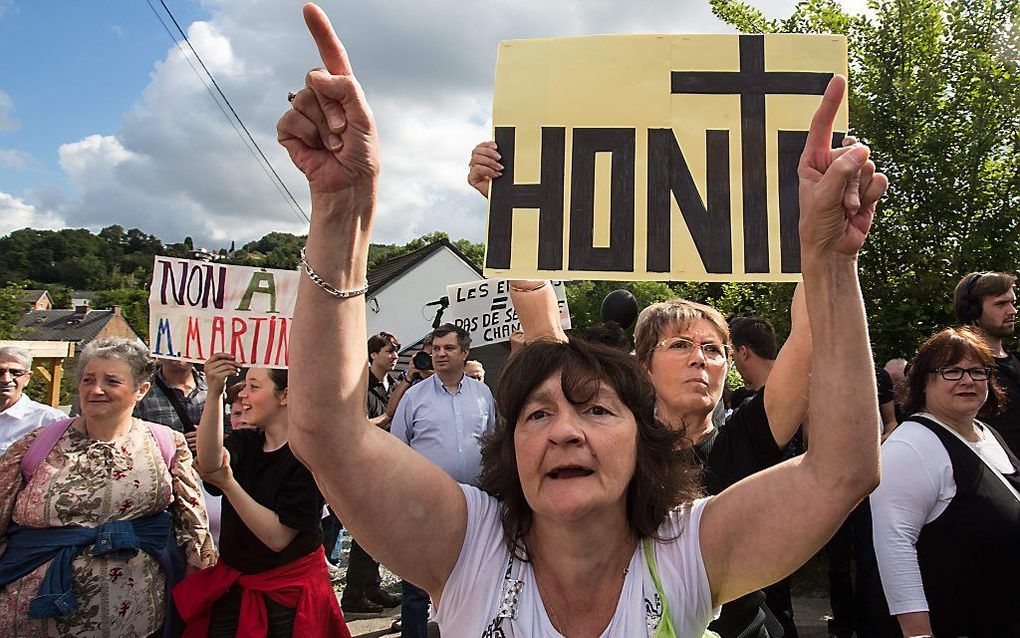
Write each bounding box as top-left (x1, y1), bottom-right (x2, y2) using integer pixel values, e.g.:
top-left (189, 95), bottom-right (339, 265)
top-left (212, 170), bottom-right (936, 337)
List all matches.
top-left (0, 346), bottom-right (64, 455)
top-left (953, 271), bottom-right (1020, 454)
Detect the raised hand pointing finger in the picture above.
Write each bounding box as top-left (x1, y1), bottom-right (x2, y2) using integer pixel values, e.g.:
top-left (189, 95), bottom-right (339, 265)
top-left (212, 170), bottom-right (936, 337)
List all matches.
top-left (277, 3), bottom-right (379, 196)
top-left (303, 3), bottom-right (353, 76)
top-left (797, 75), bottom-right (887, 259)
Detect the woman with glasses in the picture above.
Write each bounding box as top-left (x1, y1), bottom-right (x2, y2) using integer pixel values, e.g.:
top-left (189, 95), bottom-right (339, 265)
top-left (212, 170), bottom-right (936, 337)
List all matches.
top-left (869, 327), bottom-right (1020, 637)
top-left (509, 272), bottom-right (812, 638)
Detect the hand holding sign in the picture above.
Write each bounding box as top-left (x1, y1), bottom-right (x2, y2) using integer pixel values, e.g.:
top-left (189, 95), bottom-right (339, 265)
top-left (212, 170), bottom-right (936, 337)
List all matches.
top-left (468, 141), bottom-right (502, 198)
top-left (277, 3), bottom-right (380, 196)
top-left (204, 353), bottom-right (241, 394)
top-left (797, 75), bottom-right (888, 260)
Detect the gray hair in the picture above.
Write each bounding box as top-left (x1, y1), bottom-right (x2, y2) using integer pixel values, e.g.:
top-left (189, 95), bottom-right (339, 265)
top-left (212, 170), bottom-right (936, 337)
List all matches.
top-left (634, 298), bottom-right (729, 367)
top-left (0, 346), bottom-right (32, 370)
top-left (77, 337), bottom-right (157, 389)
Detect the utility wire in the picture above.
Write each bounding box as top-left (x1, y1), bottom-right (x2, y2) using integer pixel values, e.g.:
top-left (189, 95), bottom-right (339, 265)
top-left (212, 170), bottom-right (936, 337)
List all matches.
top-left (142, 0), bottom-right (305, 226)
top-left (144, 0), bottom-right (310, 224)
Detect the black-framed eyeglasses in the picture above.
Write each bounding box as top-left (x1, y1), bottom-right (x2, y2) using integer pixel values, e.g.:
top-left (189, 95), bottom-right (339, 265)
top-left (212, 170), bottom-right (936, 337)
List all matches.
top-left (935, 367), bottom-right (992, 381)
top-left (0, 367), bottom-right (30, 380)
top-left (653, 337), bottom-right (729, 363)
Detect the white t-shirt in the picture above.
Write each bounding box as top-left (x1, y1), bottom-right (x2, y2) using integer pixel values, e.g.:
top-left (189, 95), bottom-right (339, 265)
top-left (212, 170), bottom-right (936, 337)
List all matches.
top-left (434, 484), bottom-right (716, 637)
top-left (870, 414), bottom-right (1017, 615)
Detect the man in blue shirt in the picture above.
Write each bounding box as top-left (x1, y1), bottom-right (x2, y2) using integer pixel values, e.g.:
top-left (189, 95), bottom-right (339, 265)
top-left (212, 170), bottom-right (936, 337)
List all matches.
top-left (390, 323), bottom-right (496, 638)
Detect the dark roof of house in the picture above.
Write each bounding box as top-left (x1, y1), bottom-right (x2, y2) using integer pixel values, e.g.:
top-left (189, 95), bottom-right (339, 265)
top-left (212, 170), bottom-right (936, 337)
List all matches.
top-left (20, 290), bottom-right (49, 304)
top-left (16, 310), bottom-right (128, 344)
top-left (367, 238), bottom-right (482, 297)
top-left (70, 291), bottom-right (97, 300)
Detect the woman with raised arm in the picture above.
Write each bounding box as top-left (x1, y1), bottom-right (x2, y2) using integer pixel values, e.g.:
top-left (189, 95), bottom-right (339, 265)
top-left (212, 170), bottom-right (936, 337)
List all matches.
top-left (173, 353), bottom-right (348, 638)
top-left (282, 4), bottom-right (886, 636)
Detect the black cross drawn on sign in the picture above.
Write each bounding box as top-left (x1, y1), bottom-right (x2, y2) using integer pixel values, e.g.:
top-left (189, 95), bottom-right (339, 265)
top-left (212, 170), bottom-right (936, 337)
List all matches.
top-left (671, 35), bottom-right (834, 273)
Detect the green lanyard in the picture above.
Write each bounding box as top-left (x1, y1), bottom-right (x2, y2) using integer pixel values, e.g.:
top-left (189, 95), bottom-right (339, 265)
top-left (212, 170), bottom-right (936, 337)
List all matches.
top-left (642, 538), bottom-right (721, 638)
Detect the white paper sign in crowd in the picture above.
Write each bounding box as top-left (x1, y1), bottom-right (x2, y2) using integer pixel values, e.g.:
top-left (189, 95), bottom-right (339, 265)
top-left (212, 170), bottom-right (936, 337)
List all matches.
top-left (147, 256), bottom-right (298, 368)
top-left (446, 279), bottom-right (571, 347)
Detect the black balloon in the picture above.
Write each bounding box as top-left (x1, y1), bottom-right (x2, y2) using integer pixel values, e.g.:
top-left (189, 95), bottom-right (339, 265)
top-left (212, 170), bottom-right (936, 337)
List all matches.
top-left (600, 289), bottom-right (640, 329)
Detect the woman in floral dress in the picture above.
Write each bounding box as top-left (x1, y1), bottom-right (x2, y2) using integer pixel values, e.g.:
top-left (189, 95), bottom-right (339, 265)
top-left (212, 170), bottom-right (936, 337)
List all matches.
top-left (0, 337), bottom-right (216, 637)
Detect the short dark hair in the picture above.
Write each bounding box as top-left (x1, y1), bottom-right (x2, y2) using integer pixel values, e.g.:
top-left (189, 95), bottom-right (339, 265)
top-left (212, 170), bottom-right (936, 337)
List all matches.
top-left (898, 327), bottom-right (1005, 417)
top-left (430, 323), bottom-right (471, 351)
top-left (480, 338), bottom-right (701, 560)
top-left (266, 368), bottom-right (288, 395)
top-left (953, 271), bottom-right (1017, 324)
top-left (583, 321), bottom-right (631, 351)
top-left (729, 317), bottom-right (778, 360)
top-left (368, 331), bottom-right (400, 357)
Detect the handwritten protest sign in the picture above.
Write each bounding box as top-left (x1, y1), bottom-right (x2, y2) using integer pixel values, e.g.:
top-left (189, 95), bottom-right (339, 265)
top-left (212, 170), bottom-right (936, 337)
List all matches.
top-left (483, 34), bottom-right (848, 282)
top-left (446, 279), bottom-right (571, 347)
top-left (147, 257), bottom-right (297, 368)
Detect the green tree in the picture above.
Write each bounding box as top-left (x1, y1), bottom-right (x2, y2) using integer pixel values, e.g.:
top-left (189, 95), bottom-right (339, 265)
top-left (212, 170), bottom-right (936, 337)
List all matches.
top-left (564, 280), bottom-right (715, 341)
top-left (0, 283), bottom-right (26, 339)
top-left (94, 288), bottom-right (150, 339)
top-left (711, 0), bottom-right (1020, 361)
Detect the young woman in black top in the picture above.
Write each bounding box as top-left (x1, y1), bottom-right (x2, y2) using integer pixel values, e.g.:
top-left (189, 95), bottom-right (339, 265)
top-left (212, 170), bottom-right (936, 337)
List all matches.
top-left (177, 354), bottom-right (347, 638)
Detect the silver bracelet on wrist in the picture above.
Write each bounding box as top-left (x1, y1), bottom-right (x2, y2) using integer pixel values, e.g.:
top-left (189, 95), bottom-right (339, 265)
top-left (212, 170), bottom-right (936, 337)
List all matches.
top-left (299, 247), bottom-right (369, 298)
top-left (508, 280), bottom-right (549, 293)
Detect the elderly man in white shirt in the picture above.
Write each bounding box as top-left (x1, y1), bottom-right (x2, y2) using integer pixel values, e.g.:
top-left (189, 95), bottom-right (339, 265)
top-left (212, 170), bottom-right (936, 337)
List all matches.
top-left (0, 346), bottom-right (65, 454)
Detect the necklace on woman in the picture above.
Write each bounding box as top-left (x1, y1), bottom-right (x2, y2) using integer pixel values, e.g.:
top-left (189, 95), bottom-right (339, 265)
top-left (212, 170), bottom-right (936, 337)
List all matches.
top-left (531, 556), bottom-right (630, 633)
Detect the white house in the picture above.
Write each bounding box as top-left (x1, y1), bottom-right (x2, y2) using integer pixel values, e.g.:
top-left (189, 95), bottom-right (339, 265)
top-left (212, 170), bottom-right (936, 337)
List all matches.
top-left (365, 239), bottom-right (512, 388)
top-left (366, 239), bottom-right (481, 352)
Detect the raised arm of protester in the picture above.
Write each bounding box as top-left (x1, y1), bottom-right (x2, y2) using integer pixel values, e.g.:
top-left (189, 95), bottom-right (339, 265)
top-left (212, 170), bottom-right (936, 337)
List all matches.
top-left (507, 280), bottom-right (567, 343)
top-left (281, 4), bottom-right (466, 600)
top-left (195, 352), bottom-right (239, 473)
top-left (761, 283), bottom-right (811, 448)
top-left (699, 75), bottom-right (886, 603)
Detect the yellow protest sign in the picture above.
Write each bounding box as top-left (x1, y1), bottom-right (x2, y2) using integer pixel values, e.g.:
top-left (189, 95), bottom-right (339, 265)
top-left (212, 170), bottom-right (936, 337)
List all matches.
top-left (483, 34), bottom-right (848, 282)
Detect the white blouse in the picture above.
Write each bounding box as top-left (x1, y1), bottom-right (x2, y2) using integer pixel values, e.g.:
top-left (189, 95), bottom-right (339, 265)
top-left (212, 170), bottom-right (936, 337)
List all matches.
top-left (870, 414), bottom-right (1015, 615)
top-left (434, 484), bottom-right (717, 637)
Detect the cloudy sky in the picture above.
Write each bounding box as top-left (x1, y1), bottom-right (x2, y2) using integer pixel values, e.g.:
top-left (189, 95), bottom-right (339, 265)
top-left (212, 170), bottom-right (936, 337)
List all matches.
top-left (0, 0), bottom-right (868, 248)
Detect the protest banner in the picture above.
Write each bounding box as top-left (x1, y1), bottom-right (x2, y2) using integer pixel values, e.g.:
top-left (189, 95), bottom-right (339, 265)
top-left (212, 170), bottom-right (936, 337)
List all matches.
top-left (483, 34), bottom-right (848, 282)
top-left (446, 279), bottom-right (571, 347)
top-left (147, 256), bottom-right (298, 368)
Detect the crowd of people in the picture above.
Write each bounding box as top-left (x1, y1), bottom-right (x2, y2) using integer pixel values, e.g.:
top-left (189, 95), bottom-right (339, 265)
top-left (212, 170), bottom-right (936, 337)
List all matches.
top-left (0, 4), bottom-right (1015, 638)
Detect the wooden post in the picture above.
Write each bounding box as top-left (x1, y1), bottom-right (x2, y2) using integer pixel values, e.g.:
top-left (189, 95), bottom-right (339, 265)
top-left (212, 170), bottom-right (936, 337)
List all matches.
top-left (49, 359), bottom-right (63, 408)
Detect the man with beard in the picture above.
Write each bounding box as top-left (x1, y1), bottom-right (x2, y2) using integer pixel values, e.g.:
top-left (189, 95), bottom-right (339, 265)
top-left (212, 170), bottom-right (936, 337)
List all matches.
top-left (953, 271), bottom-right (1020, 454)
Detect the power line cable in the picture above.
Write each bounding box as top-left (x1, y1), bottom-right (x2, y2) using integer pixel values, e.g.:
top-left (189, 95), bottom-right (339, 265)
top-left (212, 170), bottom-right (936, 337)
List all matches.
top-left (145, 0), bottom-right (310, 224)
top-left (142, 0), bottom-right (306, 225)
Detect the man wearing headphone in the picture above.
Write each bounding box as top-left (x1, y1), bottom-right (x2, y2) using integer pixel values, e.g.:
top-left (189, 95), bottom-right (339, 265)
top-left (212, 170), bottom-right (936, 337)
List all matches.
top-left (953, 271), bottom-right (1020, 453)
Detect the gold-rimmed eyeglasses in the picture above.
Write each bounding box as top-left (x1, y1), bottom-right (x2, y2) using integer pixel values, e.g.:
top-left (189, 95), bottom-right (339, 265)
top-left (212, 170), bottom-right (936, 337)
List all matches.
top-left (653, 337), bottom-right (728, 363)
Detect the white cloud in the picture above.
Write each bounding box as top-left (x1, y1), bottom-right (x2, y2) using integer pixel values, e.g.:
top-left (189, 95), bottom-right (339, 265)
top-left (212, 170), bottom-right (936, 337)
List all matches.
top-left (0, 91), bottom-right (19, 132)
top-left (0, 192), bottom-right (63, 236)
top-left (0, 1), bottom-right (16, 21)
top-left (21, 0), bottom-right (866, 246)
top-left (0, 149), bottom-right (29, 168)
top-left (58, 135), bottom-right (137, 183)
